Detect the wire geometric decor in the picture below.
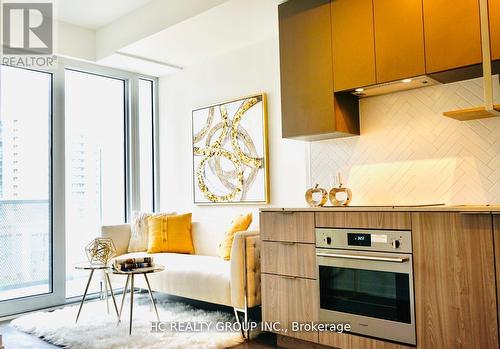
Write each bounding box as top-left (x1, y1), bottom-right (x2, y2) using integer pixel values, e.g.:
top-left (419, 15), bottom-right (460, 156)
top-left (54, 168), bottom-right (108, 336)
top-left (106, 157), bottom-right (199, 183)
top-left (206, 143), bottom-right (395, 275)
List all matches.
top-left (85, 238), bottom-right (116, 265)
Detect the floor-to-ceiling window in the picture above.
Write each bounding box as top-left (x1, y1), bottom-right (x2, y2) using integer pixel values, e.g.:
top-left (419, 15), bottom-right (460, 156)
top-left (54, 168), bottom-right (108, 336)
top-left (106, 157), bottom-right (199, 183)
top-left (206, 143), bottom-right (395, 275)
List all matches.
top-left (0, 66), bottom-right (52, 302)
top-left (138, 79), bottom-right (155, 212)
top-left (64, 70), bottom-right (127, 298)
top-left (0, 59), bottom-right (158, 316)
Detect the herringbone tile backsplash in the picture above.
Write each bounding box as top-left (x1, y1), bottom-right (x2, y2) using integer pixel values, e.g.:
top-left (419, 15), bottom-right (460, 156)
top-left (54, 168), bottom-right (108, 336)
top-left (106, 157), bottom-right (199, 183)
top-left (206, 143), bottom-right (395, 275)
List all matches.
top-left (309, 76), bottom-right (500, 205)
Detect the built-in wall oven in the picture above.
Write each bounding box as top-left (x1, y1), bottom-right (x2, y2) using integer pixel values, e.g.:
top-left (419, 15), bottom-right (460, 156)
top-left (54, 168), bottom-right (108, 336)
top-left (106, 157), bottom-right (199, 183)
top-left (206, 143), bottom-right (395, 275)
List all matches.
top-left (316, 228), bottom-right (416, 345)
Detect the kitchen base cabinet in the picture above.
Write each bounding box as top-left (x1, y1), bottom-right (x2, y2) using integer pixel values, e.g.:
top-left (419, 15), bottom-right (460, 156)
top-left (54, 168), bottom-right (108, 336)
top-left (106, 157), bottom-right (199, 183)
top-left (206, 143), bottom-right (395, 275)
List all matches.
top-left (494, 215), bottom-right (500, 338)
top-left (261, 274), bottom-right (319, 343)
top-left (319, 331), bottom-right (413, 349)
top-left (412, 213), bottom-right (498, 348)
top-left (261, 209), bottom-right (500, 349)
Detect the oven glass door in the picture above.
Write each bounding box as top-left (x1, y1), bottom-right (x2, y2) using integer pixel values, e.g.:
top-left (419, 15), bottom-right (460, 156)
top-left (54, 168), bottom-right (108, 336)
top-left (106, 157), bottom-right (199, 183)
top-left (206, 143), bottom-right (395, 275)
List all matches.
top-left (319, 259), bottom-right (411, 323)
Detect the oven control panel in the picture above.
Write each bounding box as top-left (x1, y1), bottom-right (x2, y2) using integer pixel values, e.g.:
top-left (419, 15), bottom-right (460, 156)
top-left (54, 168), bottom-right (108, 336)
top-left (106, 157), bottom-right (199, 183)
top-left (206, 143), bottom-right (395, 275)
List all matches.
top-left (316, 228), bottom-right (412, 253)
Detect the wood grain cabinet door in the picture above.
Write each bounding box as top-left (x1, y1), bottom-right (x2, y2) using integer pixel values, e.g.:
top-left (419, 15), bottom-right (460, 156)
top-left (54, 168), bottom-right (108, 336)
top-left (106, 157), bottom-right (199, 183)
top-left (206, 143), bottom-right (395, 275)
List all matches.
top-left (412, 213), bottom-right (498, 348)
top-left (373, 0), bottom-right (426, 83)
top-left (278, 0), bottom-right (335, 138)
top-left (261, 274), bottom-right (319, 343)
top-left (422, 0), bottom-right (482, 73)
top-left (490, 0), bottom-right (500, 60)
top-left (260, 212), bottom-right (315, 243)
top-left (494, 215), bottom-right (500, 339)
top-left (331, 0), bottom-right (376, 91)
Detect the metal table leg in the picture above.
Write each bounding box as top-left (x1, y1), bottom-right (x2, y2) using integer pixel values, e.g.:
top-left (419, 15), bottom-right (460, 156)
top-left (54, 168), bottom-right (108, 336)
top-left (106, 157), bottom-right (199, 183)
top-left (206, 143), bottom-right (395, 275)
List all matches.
top-left (104, 272), bottom-right (109, 314)
top-left (76, 269), bottom-right (95, 323)
top-left (144, 273), bottom-right (160, 322)
top-left (118, 274), bottom-right (130, 323)
top-left (129, 274), bottom-right (135, 335)
top-left (105, 273), bottom-right (120, 319)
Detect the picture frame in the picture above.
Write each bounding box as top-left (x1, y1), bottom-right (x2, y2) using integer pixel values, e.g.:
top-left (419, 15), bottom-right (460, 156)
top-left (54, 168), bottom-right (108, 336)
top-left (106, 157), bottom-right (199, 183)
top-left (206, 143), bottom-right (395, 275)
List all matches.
top-left (191, 93), bottom-right (269, 204)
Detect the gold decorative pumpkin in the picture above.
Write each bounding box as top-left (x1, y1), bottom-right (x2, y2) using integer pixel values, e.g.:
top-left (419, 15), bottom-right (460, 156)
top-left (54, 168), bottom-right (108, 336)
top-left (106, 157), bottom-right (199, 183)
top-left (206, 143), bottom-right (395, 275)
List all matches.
top-left (305, 184), bottom-right (328, 207)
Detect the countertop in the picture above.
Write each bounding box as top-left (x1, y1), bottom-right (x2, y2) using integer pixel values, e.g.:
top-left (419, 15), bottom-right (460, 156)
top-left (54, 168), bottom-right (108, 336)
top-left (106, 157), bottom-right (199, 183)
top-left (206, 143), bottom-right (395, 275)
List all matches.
top-left (260, 205), bottom-right (500, 213)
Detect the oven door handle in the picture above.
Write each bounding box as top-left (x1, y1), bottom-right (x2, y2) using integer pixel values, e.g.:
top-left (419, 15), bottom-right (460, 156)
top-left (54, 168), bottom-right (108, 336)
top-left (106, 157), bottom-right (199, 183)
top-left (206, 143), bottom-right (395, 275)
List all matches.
top-left (316, 252), bottom-right (409, 263)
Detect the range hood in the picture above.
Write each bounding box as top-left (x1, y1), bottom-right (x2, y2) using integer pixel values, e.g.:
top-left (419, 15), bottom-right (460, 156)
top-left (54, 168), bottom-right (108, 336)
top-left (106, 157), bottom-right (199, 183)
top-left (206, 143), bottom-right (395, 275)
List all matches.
top-left (350, 76), bottom-right (440, 98)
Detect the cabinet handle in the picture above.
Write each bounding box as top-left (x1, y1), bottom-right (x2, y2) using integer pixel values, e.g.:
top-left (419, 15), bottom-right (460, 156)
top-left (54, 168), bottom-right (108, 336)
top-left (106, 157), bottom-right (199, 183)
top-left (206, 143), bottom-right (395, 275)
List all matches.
top-left (278, 211), bottom-right (295, 214)
top-left (280, 241), bottom-right (296, 245)
top-left (316, 252), bottom-right (409, 263)
top-left (281, 275), bottom-right (298, 280)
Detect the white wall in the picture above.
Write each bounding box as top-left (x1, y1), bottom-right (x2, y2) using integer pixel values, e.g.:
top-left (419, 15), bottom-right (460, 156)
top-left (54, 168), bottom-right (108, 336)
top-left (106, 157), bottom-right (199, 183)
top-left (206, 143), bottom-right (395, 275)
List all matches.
top-left (54, 20), bottom-right (96, 61)
top-left (158, 38), bottom-right (307, 256)
top-left (309, 76), bottom-right (500, 205)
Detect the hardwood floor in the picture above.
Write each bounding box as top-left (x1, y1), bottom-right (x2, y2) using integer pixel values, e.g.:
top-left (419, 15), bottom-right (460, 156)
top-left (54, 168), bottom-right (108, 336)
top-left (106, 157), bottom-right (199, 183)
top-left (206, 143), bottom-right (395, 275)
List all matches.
top-left (232, 333), bottom-right (277, 349)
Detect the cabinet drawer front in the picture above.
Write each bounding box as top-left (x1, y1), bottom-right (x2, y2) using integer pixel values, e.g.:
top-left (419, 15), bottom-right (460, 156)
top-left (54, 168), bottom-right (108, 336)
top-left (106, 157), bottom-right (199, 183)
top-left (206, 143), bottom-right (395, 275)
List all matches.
top-left (262, 274), bottom-right (319, 343)
top-left (315, 212), bottom-right (411, 230)
top-left (260, 212), bottom-right (315, 243)
top-left (320, 331), bottom-right (413, 349)
top-left (262, 242), bottom-right (316, 279)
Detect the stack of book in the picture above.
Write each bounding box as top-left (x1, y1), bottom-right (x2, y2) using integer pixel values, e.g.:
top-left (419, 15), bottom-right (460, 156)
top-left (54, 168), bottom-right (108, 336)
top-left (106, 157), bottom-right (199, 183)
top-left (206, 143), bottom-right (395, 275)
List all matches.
top-left (113, 257), bottom-right (154, 272)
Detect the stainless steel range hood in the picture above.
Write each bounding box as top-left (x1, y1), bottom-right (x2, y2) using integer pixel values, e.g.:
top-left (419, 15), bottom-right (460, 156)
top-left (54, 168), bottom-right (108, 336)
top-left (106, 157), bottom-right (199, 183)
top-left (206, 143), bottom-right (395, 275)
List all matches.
top-left (351, 76), bottom-right (440, 98)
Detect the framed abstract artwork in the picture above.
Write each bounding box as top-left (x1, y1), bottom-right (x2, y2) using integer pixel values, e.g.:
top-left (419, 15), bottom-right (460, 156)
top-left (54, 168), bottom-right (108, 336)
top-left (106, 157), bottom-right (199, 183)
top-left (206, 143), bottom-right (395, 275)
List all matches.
top-left (192, 93), bottom-right (269, 204)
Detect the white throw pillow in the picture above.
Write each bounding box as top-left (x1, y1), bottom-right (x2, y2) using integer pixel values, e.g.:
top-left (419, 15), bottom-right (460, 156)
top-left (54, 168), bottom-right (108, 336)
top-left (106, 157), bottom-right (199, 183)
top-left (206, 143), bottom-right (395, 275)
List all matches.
top-left (127, 211), bottom-right (175, 252)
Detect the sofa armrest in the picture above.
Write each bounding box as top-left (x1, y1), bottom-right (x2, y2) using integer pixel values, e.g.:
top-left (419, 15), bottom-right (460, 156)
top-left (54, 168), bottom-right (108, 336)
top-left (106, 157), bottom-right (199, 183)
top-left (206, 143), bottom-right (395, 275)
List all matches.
top-left (230, 231), bottom-right (261, 310)
top-left (101, 224), bottom-right (131, 256)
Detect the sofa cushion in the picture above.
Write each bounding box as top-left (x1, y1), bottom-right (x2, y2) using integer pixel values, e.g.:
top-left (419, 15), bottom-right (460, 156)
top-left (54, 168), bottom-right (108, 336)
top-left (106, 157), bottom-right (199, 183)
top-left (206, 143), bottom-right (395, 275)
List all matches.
top-left (147, 213), bottom-right (195, 254)
top-left (113, 251), bottom-right (232, 306)
top-left (218, 213), bottom-right (252, 260)
top-left (127, 212), bottom-right (176, 253)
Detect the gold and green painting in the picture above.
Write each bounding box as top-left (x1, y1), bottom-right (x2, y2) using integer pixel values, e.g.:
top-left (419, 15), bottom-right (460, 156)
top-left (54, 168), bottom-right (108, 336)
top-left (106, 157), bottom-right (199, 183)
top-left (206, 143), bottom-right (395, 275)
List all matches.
top-left (192, 93), bottom-right (269, 204)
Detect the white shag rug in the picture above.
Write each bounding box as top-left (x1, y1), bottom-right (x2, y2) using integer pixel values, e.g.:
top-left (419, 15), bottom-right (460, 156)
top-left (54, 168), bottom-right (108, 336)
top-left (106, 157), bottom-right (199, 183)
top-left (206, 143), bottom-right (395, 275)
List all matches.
top-left (11, 295), bottom-right (244, 349)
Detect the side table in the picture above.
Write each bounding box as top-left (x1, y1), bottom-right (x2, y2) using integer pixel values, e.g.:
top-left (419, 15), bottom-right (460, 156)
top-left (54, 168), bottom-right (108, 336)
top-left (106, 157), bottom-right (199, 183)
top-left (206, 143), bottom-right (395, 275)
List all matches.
top-left (74, 262), bottom-right (119, 323)
top-left (111, 265), bottom-right (165, 335)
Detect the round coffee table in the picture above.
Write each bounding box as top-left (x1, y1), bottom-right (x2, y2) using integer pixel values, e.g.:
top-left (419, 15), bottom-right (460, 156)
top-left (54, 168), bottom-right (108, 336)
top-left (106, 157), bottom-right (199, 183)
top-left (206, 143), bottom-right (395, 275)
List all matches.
top-left (111, 265), bottom-right (165, 335)
top-left (74, 262), bottom-right (119, 323)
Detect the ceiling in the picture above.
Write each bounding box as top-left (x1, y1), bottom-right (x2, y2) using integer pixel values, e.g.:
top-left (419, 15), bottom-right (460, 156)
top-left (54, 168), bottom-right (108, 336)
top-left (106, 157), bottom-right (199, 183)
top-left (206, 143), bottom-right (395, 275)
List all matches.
top-left (48, 0), bottom-right (281, 76)
top-left (54, 0), bottom-right (154, 29)
top-left (115, 0), bottom-right (281, 71)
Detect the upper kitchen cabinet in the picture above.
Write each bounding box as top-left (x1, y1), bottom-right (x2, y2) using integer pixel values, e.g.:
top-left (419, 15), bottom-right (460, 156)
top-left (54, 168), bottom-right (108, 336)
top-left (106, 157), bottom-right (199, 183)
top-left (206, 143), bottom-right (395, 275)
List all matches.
top-left (422, 0), bottom-right (482, 73)
top-left (279, 0), bottom-right (359, 140)
top-left (331, 0), bottom-right (376, 91)
top-left (373, 0), bottom-right (426, 83)
top-left (490, 0), bottom-right (500, 61)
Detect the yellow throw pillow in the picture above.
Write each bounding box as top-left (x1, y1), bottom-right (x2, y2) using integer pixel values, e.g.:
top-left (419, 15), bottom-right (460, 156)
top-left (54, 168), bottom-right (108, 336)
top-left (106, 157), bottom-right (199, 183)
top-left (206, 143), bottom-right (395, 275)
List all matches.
top-left (218, 213), bottom-right (252, 260)
top-left (147, 213), bottom-right (195, 254)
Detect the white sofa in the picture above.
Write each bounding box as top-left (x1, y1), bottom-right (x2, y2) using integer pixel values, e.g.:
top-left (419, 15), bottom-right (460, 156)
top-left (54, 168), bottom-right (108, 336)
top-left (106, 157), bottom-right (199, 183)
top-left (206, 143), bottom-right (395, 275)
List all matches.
top-left (101, 223), bottom-right (261, 328)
